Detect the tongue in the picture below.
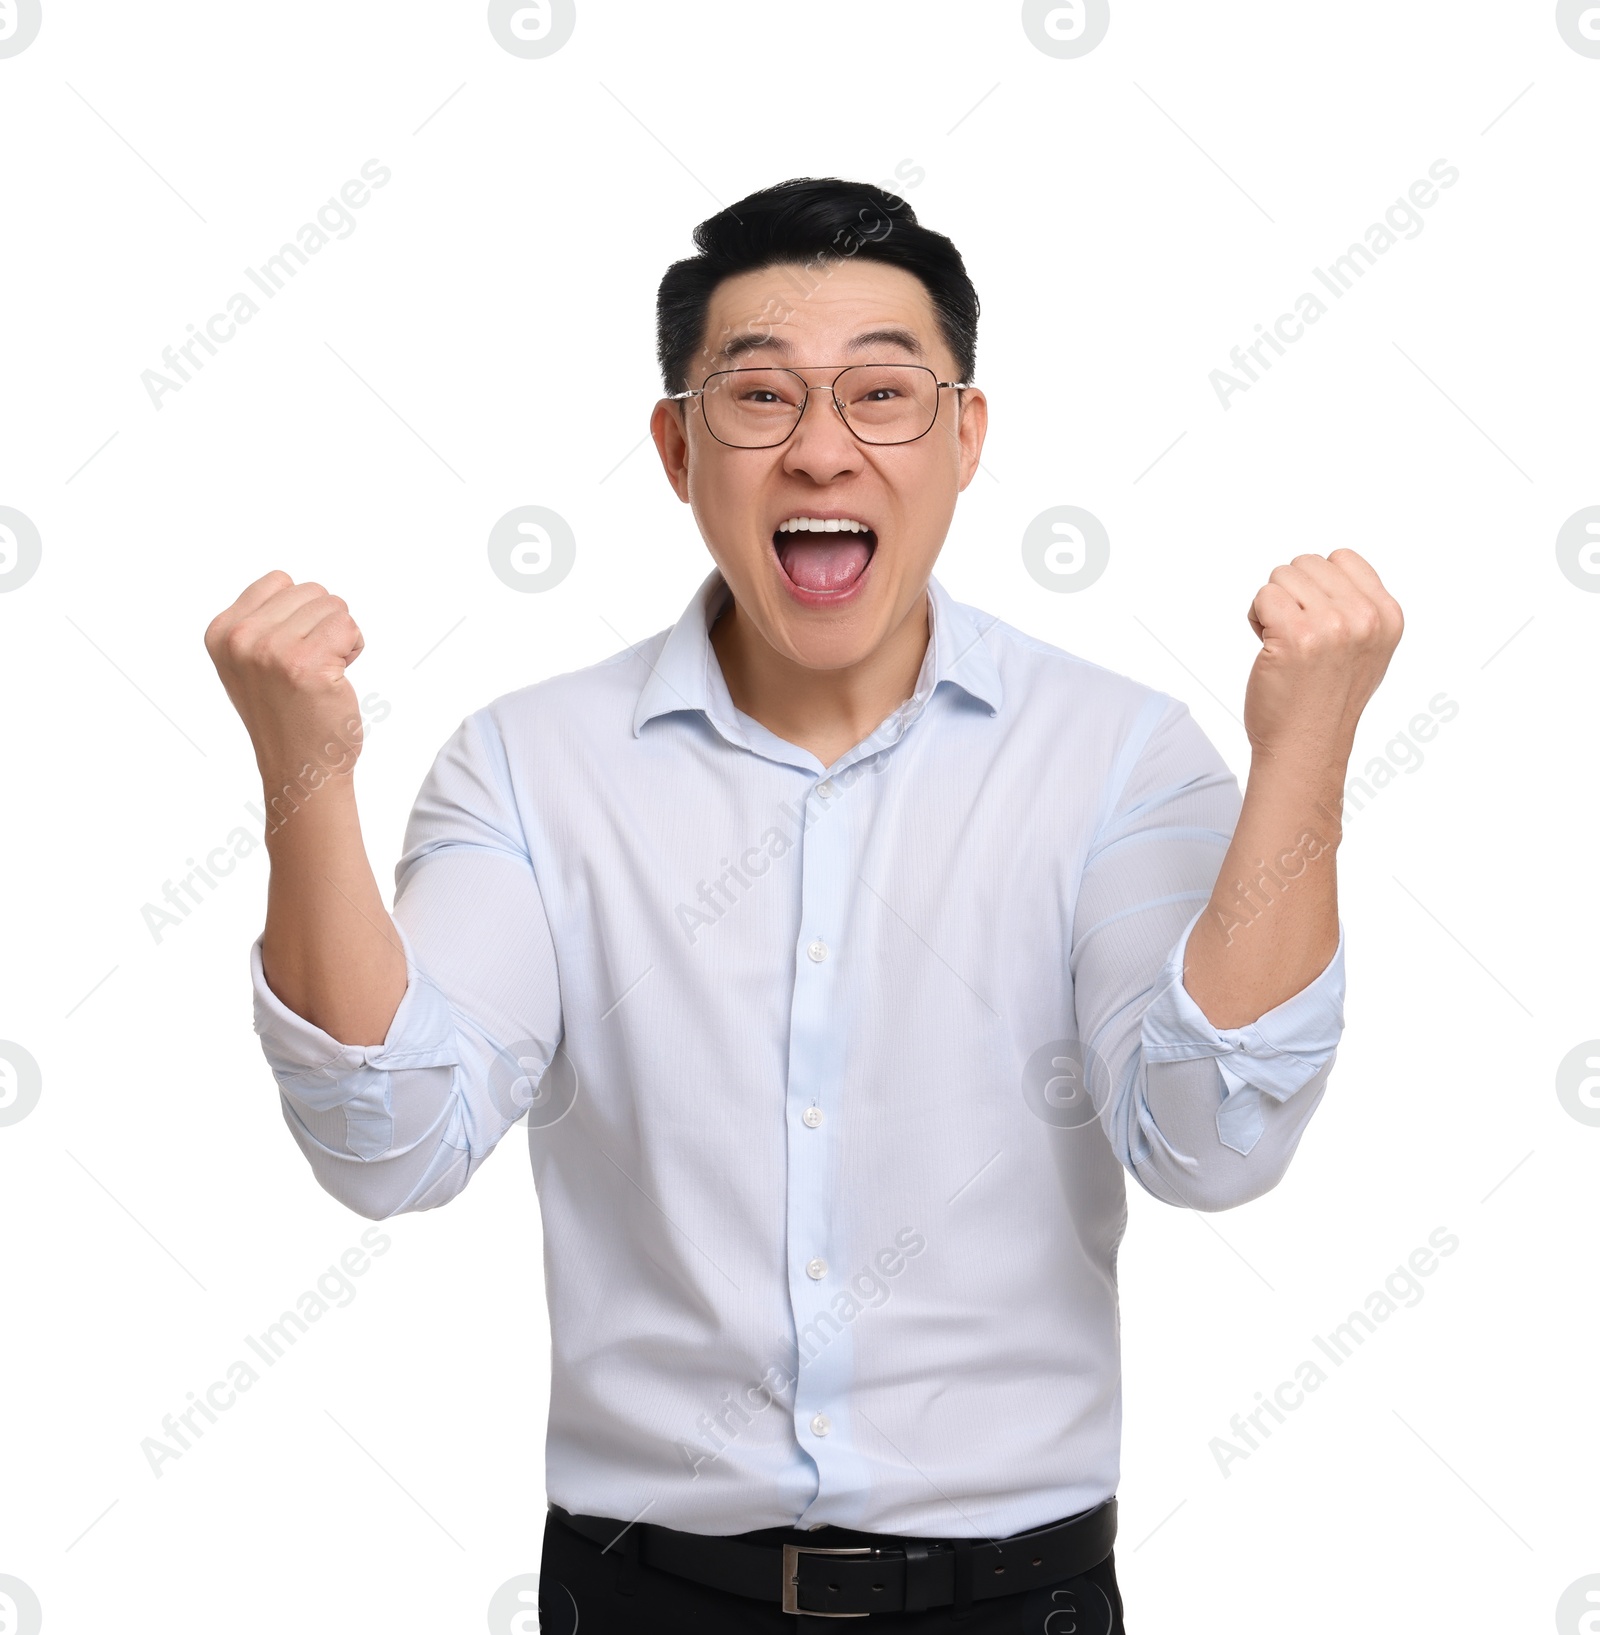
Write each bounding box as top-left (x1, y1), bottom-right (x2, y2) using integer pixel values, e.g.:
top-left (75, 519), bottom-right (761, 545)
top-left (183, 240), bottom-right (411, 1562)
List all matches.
top-left (778, 535), bottom-right (872, 592)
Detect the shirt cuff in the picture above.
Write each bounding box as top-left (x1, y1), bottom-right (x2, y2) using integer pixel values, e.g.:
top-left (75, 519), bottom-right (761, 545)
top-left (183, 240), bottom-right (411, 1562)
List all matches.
top-left (1139, 907), bottom-right (1346, 1157)
top-left (249, 921), bottom-right (459, 1159)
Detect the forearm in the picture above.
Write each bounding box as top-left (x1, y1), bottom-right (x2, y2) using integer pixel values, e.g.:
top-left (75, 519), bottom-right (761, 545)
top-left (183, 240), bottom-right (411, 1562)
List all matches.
top-left (1182, 748), bottom-right (1345, 1028)
top-left (260, 770), bottom-right (407, 1046)
top-left (1074, 711), bottom-right (1346, 1209)
top-left (1179, 543), bottom-right (1403, 1027)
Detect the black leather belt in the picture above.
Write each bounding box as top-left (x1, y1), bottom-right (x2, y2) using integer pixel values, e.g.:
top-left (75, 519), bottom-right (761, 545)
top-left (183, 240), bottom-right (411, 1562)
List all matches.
top-left (548, 1495), bottom-right (1116, 1618)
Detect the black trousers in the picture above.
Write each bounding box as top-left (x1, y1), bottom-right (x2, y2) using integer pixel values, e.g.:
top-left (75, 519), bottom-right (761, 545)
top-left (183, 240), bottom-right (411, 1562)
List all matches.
top-left (538, 1507), bottom-right (1126, 1633)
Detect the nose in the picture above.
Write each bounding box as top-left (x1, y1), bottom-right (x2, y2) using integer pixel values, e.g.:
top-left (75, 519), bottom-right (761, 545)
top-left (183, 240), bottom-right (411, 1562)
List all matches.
top-left (782, 381), bottom-right (864, 481)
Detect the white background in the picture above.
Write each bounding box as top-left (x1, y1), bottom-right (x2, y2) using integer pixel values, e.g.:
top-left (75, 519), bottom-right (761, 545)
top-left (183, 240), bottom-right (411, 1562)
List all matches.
top-left (1, 2), bottom-right (1596, 1630)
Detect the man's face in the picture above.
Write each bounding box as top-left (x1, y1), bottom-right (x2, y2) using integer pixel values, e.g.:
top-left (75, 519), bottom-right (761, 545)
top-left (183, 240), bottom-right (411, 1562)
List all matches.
top-left (650, 258), bottom-right (987, 672)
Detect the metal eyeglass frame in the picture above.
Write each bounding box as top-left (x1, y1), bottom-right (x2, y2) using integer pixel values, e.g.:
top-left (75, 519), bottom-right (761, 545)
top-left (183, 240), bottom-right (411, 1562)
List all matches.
top-left (665, 363), bottom-right (972, 449)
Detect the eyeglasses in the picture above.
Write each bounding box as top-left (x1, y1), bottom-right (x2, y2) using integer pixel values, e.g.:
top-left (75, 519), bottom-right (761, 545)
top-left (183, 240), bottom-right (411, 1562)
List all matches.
top-left (666, 364), bottom-right (971, 449)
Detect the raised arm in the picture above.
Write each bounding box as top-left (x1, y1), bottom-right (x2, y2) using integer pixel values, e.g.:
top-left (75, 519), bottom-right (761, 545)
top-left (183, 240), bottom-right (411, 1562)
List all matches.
top-left (1071, 549), bottom-right (1400, 1212)
top-left (204, 569), bottom-right (405, 1044)
top-left (1072, 697), bottom-right (1344, 1213)
top-left (205, 572), bottom-right (563, 1220)
top-left (1183, 547), bottom-right (1403, 1026)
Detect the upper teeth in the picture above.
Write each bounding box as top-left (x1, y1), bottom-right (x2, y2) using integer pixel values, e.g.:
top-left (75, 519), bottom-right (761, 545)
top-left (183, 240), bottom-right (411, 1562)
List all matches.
top-left (777, 517), bottom-right (872, 533)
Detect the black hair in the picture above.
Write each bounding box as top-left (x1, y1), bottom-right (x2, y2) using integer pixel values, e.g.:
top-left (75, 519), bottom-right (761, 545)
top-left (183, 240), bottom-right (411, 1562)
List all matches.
top-left (655, 176), bottom-right (979, 395)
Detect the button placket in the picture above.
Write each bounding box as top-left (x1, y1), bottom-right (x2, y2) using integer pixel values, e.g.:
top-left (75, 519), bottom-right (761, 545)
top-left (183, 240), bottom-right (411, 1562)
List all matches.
top-left (784, 767), bottom-right (853, 1493)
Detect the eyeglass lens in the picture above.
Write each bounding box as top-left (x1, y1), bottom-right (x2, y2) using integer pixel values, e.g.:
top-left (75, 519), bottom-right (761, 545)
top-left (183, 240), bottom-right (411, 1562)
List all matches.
top-left (699, 366), bottom-right (942, 447)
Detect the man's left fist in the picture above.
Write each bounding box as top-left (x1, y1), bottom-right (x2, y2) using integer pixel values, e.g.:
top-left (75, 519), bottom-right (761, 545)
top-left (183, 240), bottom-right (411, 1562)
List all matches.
top-left (1243, 547), bottom-right (1404, 763)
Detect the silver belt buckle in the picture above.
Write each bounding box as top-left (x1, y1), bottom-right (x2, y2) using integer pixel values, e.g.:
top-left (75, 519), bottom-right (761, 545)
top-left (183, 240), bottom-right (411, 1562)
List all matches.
top-left (781, 1542), bottom-right (877, 1617)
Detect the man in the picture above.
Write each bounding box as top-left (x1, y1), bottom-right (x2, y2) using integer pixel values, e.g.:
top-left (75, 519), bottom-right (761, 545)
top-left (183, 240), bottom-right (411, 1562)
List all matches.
top-left (205, 177), bottom-right (1402, 1631)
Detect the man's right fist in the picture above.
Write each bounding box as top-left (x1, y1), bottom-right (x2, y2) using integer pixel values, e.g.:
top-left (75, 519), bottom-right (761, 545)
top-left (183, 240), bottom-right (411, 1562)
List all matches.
top-left (204, 570), bottom-right (368, 787)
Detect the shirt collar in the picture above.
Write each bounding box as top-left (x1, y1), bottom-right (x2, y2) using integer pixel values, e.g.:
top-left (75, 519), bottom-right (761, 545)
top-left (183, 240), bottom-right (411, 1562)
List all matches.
top-left (631, 565), bottom-right (1004, 739)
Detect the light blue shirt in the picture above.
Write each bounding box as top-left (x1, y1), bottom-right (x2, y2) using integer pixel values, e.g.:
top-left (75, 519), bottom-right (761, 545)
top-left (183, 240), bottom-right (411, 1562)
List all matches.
top-left (249, 566), bottom-right (1345, 1539)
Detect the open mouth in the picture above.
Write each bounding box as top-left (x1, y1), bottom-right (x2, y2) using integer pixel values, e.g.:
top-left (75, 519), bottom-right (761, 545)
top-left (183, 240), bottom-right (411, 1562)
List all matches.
top-left (771, 516), bottom-right (878, 596)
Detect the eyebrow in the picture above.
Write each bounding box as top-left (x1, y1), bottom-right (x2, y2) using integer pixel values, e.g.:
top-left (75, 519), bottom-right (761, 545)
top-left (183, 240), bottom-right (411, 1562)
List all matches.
top-left (717, 326), bottom-right (927, 366)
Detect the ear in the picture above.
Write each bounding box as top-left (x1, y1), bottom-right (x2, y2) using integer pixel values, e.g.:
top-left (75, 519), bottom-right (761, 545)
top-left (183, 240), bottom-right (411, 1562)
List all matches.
top-left (954, 387), bottom-right (988, 494)
top-left (650, 399), bottom-right (692, 502)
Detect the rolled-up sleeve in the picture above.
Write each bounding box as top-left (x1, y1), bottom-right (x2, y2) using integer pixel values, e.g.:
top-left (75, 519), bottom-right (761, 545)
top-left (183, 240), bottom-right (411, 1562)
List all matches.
top-left (1142, 908), bottom-right (1344, 1159)
top-left (1071, 693), bottom-right (1346, 1212)
top-left (249, 703), bottom-right (563, 1221)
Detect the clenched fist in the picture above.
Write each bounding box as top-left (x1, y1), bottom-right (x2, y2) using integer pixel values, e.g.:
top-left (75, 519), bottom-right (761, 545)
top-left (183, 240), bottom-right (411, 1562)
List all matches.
top-left (1242, 548), bottom-right (1404, 765)
top-left (204, 570), bottom-right (369, 788)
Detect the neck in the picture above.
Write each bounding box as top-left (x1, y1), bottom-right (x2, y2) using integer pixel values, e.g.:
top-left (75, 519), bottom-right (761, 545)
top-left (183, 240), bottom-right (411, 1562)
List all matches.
top-left (710, 583), bottom-right (931, 769)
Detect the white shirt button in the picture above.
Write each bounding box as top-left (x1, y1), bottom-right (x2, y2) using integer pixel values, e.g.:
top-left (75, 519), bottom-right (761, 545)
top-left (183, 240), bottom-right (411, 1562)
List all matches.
top-left (816, 780), bottom-right (836, 798)
top-left (810, 1412), bottom-right (831, 1437)
top-left (807, 939), bottom-right (829, 963)
top-left (802, 1106), bottom-right (823, 1128)
top-left (806, 1257), bottom-right (828, 1280)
